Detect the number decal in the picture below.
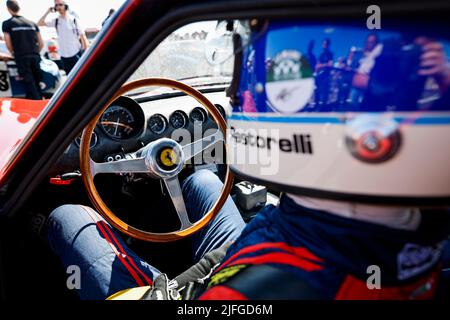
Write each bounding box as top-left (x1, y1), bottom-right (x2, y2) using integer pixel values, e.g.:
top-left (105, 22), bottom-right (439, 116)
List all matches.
top-left (0, 70), bottom-right (10, 92)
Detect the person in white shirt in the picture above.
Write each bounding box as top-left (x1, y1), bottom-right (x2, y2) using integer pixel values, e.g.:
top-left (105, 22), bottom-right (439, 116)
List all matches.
top-left (38, 0), bottom-right (88, 75)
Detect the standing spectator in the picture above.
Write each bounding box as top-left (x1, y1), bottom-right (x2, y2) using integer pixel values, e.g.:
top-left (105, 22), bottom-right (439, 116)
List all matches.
top-left (2, 0), bottom-right (44, 100)
top-left (352, 33), bottom-right (382, 88)
top-left (102, 9), bottom-right (116, 28)
top-left (314, 38), bottom-right (334, 105)
top-left (306, 40), bottom-right (317, 71)
top-left (38, 0), bottom-right (89, 75)
top-left (317, 38), bottom-right (334, 68)
top-left (350, 33), bottom-right (383, 106)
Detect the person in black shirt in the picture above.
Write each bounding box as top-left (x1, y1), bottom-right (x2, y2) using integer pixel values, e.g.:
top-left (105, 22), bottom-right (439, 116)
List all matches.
top-left (314, 38), bottom-right (334, 106)
top-left (317, 38), bottom-right (334, 66)
top-left (2, 0), bottom-right (44, 100)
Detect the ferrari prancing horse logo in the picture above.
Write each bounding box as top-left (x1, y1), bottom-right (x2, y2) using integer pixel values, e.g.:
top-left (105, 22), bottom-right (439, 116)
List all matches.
top-left (160, 148), bottom-right (178, 167)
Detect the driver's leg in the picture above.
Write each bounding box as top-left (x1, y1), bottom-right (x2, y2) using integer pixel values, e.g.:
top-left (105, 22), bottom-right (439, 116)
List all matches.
top-left (182, 169), bottom-right (245, 263)
top-left (46, 170), bottom-right (244, 299)
top-left (47, 205), bottom-right (161, 300)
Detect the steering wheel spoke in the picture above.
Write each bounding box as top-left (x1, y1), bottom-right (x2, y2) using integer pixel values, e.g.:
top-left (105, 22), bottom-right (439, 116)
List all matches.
top-left (182, 129), bottom-right (223, 162)
top-left (91, 157), bottom-right (148, 176)
top-left (163, 176), bottom-right (193, 230)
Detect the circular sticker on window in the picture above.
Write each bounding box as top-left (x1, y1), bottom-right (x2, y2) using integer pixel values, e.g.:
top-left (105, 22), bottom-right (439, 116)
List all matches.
top-left (266, 50), bottom-right (314, 113)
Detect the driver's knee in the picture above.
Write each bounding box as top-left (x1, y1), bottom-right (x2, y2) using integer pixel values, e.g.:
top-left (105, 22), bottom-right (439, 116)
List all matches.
top-left (47, 204), bottom-right (100, 255)
top-left (182, 169), bottom-right (224, 221)
top-left (182, 169), bottom-right (222, 196)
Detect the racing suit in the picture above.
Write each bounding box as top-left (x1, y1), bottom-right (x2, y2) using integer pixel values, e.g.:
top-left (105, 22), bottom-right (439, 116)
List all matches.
top-left (47, 170), bottom-right (450, 300)
top-left (200, 196), bottom-right (450, 300)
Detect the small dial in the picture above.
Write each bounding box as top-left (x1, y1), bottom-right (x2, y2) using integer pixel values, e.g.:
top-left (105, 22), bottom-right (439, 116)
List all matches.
top-left (170, 111), bottom-right (188, 129)
top-left (75, 131), bottom-right (98, 149)
top-left (190, 107), bottom-right (207, 124)
top-left (214, 104), bottom-right (226, 118)
top-left (148, 114), bottom-right (167, 134)
top-left (100, 105), bottom-right (136, 139)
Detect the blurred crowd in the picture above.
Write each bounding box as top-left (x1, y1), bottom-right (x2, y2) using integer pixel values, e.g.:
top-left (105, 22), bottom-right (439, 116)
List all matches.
top-left (0, 0), bottom-right (115, 100)
top-left (301, 32), bottom-right (450, 111)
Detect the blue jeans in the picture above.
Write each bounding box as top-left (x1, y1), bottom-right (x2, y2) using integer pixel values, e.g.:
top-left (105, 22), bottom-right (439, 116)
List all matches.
top-left (46, 170), bottom-right (245, 300)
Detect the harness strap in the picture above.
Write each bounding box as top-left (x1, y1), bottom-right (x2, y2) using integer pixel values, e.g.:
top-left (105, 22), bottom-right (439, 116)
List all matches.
top-left (54, 17), bottom-right (80, 37)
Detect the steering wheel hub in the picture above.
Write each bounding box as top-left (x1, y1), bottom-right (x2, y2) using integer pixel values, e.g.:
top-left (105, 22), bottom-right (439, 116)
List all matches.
top-left (144, 138), bottom-right (185, 179)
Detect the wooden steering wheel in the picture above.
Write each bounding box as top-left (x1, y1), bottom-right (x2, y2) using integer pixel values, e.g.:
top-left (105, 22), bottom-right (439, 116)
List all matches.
top-left (80, 78), bottom-right (233, 242)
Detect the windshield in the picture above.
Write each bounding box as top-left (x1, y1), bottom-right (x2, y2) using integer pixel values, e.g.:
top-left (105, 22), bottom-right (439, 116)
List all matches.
top-left (127, 21), bottom-right (235, 96)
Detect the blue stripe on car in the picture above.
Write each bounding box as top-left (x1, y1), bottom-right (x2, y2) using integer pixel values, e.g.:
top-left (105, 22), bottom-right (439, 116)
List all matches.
top-left (229, 114), bottom-right (450, 125)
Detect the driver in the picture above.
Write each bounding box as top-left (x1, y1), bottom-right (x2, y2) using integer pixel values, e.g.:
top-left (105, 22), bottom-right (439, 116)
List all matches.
top-left (46, 20), bottom-right (450, 300)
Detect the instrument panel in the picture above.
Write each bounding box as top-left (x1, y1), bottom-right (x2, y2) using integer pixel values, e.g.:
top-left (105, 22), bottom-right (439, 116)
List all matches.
top-left (96, 93), bottom-right (227, 142)
top-left (51, 89), bottom-right (229, 175)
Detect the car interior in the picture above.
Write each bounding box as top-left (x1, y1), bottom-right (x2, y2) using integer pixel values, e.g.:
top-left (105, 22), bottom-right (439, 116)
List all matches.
top-left (0, 0), bottom-right (447, 300)
top-left (0, 18), bottom-right (280, 299)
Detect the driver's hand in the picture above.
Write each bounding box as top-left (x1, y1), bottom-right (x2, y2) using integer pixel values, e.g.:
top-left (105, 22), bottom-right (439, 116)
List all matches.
top-left (142, 273), bottom-right (181, 300)
top-left (172, 242), bottom-right (232, 299)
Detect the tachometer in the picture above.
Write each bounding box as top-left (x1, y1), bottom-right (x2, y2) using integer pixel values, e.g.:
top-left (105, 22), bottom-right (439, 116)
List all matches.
top-left (100, 105), bottom-right (136, 139)
top-left (170, 111), bottom-right (188, 129)
top-left (148, 114), bottom-right (167, 134)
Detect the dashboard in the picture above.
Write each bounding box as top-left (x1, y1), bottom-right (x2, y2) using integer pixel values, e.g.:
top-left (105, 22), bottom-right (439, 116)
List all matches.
top-left (51, 87), bottom-right (229, 175)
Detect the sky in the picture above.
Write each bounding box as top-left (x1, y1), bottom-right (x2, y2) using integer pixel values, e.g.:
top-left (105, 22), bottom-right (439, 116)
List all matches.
top-left (0, 0), bottom-right (126, 30)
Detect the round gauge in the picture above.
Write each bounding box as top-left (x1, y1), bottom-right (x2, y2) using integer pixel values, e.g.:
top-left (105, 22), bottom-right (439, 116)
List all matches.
top-left (75, 131), bottom-right (98, 149)
top-left (100, 105), bottom-right (136, 139)
top-left (170, 111), bottom-right (188, 129)
top-left (148, 114), bottom-right (167, 134)
top-left (214, 104), bottom-right (226, 118)
top-left (190, 107), bottom-right (207, 125)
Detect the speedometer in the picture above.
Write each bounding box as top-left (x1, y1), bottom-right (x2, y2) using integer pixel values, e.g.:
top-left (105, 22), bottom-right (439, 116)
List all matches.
top-left (100, 105), bottom-right (136, 139)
